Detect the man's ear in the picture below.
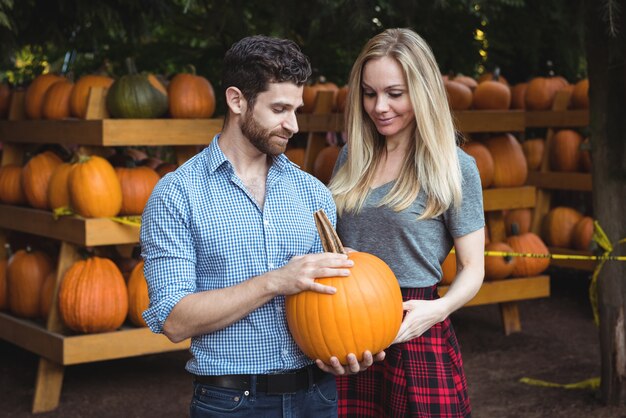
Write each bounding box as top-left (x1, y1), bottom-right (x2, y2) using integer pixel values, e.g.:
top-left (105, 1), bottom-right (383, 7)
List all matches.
top-left (225, 87), bottom-right (246, 115)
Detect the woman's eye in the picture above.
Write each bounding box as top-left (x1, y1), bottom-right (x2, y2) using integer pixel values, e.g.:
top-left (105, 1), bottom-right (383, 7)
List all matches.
top-left (363, 91), bottom-right (376, 98)
top-left (389, 92), bottom-right (403, 98)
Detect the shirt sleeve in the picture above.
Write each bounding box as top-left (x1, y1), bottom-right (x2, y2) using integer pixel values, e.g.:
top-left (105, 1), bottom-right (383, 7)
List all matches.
top-left (444, 149), bottom-right (485, 238)
top-left (140, 177), bottom-right (197, 334)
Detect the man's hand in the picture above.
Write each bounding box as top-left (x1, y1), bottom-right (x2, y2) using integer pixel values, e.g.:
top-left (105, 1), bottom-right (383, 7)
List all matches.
top-left (314, 350), bottom-right (386, 376)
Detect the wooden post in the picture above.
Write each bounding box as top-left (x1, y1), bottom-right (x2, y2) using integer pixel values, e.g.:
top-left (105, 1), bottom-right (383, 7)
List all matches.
top-left (586, 0), bottom-right (626, 404)
top-left (303, 91), bottom-right (336, 173)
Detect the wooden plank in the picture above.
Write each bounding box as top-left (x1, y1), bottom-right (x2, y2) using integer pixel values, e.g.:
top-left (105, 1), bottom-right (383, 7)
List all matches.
top-left (454, 110), bottom-right (526, 132)
top-left (0, 313), bottom-right (64, 362)
top-left (482, 186), bottom-right (536, 211)
top-left (500, 302), bottom-right (522, 335)
top-left (63, 327), bottom-right (189, 365)
top-left (0, 204), bottom-right (139, 246)
top-left (525, 110), bottom-right (589, 128)
top-left (32, 359), bottom-right (64, 413)
top-left (439, 276), bottom-right (550, 306)
top-left (526, 171), bottom-right (593, 191)
top-left (297, 113), bottom-right (343, 132)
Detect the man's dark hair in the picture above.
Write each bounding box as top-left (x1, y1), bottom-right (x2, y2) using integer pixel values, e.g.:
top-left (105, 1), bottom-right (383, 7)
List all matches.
top-left (222, 35), bottom-right (312, 109)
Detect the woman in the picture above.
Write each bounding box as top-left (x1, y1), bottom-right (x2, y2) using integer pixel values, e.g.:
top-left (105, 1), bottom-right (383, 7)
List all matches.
top-left (328, 28), bottom-right (485, 417)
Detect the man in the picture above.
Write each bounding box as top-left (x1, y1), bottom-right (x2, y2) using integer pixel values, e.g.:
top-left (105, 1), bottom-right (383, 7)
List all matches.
top-left (140, 35), bottom-right (379, 417)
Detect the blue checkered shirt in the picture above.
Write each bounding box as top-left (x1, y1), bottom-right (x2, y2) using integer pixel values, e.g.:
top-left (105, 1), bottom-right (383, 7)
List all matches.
top-left (140, 135), bottom-right (336, 376)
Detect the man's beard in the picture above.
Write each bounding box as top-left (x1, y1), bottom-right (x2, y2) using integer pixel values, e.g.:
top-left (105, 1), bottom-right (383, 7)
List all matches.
top-left (240, 109), bottom-right (292, 156)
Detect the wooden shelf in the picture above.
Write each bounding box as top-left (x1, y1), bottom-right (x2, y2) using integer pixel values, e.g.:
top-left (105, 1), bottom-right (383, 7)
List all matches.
top-left (439, 276), bottom-right (550, 307)
top-left (483, 186), bottom-right (536, 211)
top-left (526, 171), bottom-right (592, 191)
top-left (0, 312), bottom-right (188, 365)
top-left (525, 110), bottom-right (589, 128)
top-left (0, 118), bottom-right (223, 146)
top-left (548, 247), bottom-right (597, 271)
top-left (0, 204), bottom-right (139, 246)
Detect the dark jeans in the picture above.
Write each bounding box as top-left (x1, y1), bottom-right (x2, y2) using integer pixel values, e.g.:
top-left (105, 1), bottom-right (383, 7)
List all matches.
top-left (190, 373), bottom-right (337, 417)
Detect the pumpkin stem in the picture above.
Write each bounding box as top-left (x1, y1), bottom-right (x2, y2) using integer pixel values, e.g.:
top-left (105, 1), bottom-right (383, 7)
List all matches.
top-left (4, 243), bottom-right (12, 259)
top-left (314, 210), bottom-right (346, 254)
top-left (125, 57), bottom-right (139, 75)
top-left (511, 222), bottom-right (521, 237)
top-left (493, 67), bottom-right (501, 82)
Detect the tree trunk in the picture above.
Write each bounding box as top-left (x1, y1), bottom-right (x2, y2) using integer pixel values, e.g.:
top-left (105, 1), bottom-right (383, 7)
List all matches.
top-left (586, 0), bottom-right (626, 405)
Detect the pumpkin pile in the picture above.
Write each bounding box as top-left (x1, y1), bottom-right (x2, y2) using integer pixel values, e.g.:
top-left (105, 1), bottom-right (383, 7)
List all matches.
top-left (286, 210), bottom-right (403, 365)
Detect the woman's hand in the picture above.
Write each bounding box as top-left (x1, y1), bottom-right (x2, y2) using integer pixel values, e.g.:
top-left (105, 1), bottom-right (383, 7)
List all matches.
top-left (392, 299), bottom-right (448, 344)
top-left (314, 350), bottom-right (386, 376)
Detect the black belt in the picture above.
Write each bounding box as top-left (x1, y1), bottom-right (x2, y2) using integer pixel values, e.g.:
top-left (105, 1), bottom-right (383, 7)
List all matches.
top-left (194, 365), bottom-right (329, 394)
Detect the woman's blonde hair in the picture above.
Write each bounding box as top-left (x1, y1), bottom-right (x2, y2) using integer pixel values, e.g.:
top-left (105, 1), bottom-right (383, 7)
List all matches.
top-left (329, 28), bottom-right (462, 219)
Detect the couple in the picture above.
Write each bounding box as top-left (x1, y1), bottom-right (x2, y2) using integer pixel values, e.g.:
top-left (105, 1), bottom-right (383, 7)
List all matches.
top-left (140, 28), bottom-right (485, 418)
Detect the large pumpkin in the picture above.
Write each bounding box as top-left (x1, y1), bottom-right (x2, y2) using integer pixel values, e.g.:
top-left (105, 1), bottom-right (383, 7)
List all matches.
top-left (484, 242), bottom-right (516, 281)
top-left (22, 150), bottom-right (63, 210)
top-left (24, 73), bottom-right (65, 119)
top-left (168, 71), bottom-right (216, 118)
top-left (0, 164), bottom-right (27, 205)
top-left (58, 256), bottom-right (128, 333)
top-left (115, 163), bottom-right (160, 216)
top-left (506, 232), bottom-right (550, 277)
top-left (286, 210), bottom-right (403, 365)
top-left (70, 75), bottom-right (115, 118)
top-left (550, 129), bottom-right (583, 172)
top-left (127, 260), bottom-right (149, 327)
top-left (106, 59), bottom-right (168, 119)
top-left (483, 134), bottom-right (528, 187)
top-left (68, 155), bottom-right (123, 218)
top-left (7, 247), bottom-right (54, 318)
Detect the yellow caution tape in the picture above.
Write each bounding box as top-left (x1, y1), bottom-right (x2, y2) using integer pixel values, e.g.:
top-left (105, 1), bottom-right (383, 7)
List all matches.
top-left (52, 206), bottom-right (74, 219)
top-left (519, 377), bottom-right (600, 390)
top-left (110, 216), bottom-right (142, 227)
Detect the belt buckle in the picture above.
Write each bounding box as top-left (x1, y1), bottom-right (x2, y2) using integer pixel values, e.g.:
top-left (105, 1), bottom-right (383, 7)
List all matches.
top-left (264, 370), bottom-right (301, 395)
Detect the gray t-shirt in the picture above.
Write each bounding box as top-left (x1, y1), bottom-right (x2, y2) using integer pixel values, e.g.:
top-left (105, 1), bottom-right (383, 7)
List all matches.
top-left (334, 146), bottom-right (484, 288)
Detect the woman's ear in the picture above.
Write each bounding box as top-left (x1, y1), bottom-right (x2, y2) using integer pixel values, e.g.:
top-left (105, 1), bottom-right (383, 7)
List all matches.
top-left (225, 86), bottom-right (246, 115)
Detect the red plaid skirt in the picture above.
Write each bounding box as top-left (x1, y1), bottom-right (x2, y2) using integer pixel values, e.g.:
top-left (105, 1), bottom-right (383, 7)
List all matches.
top-left (337, 286), bottom-right (471, 417)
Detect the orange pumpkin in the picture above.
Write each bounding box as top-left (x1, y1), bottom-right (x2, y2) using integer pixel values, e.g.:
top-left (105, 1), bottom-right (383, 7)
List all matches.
top-left (39, 271), bottom-right (56, 320)
top-left (285, 148), bottom-right (305, 167)
top-left (483, 134), bottom-right (528, 187)
top-left (24, 74), bottom-right (65, 119)
top-left (504, 208), bottom-right (532, 236)
top-left (510, 83), bottom-right (528, 109)
top-left (42, 80), bottom-right (74, 120)
top-left (0, 82), bottom-right (11, 118)
top-left (570, 79), bottom-right (589, 109)
top-left (115, 164), bottom-right (160, 216)
top-left (68, 155), bottom-right (123, 218)
top-left (47, 162), bottom-right (74, 210)
top-left (472, 80), bottom-right (511, 110)
top-left (313, 146), bottom-right (340, 184)
top-left (484, 242), bottom-right (516, 281)
top-left (522, 138), bottom-right (545, 171)
top-left (440, 249), bottom-right (457, 285)
top-left (524, 76), bottom-right (569, 111)
top-left (477, 72), bottom-right (509, 85)
top-left (550, 130), bottom-right (582, 172)
top-left (572, 216), bottom-right (594, 251)
top-left (70, 75), bottom-right (115, 118)
top-left (444, 80), bottom-right (473, 111)
top-left (542, 206), bottom-right (583, 248)
top-left (168, 72), bottom-right (216, 118)
top-left (452, 75), bottom-right (478, 91)
top-left (58, 256), bottom-right (128, 333)
top-left (127, 261), bottom-right (149, 327)
top-left (22, 151), bottom-right (63, 209)
top-left (302, 80), bottom-right (339, 113)
top-left (335, 85), bottom-right (349, 113)
top-left (7, 247), bottom-right (54, 318)
top-left (285, 210), bottom-right (403, 365)
top-left (506, 232), bottom-right (550, 277)
top-left (0, 164), bottom-right (27, 205)
top-left (0, 257), bottom-right (7, 310)
top-left (462, 142), bottom-right (494, 188)
top-left (155, 162), bottom-right (178, 178)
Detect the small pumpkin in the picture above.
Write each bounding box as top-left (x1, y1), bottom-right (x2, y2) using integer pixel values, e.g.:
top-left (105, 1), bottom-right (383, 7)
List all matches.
top-left (168, 70), bottom-right (216, 118)
top-left (506, 231), bottom-right (550, 277)
top-left (285, 210), bottom-right (403, 365)
top-left (483, 134), bottom-right (528, 187)
top-left (7, 247), bottom-right (54, 318)
top-left (115, 162), bottom-right (161, 216)
top-left (106, 59), bottom-right (168, 119)
top-left (68, 155), bottom-right (123, 218)
top-left (301, 79), bottom-right (339, 113)
top-left (472, 70), bottom-right (511, 110)
top-left (127, 260), bottom-right (149, 327)
top-left (47, 162), bottom-right (74, 210)
top-left (510, 83), bottom-right (528, 110)
top-left (335, 85), bottom-right (349, 113)
top-left (24, 73), bottom-right (65, 119)
top-left (572, 216), bottom-right (594, 251)
top-left (70, 75), bottom-right (115, 118)
top-left (452, 75), bottom-right (478, 91)
top-left (550, 130), bottom-right (583, 172)
top-left (570, 79), bottom-right (589, 109)
top-left (285, 148), bottom-right (305, 167)
top-left (443, 80), bottom-right (473, 111)
top-left (42, 80), bottom-right (74, 120)
top-left (22, 150), bottom-right (63, 209)
top-left (504, 208), bottom-right (532, 236)
top-left (0, 164), bottom-right (27, 206)
top-left (58, 256), bottom-right (128, 333)
top-left (524, 76), bottom-right (569, 111)
top-left (484, 242), bottom-right (516, 281)
top-left (312, 146), bottom-right (341, 184)
top-left (541, 206), bottom-right (583, 248)
top-left (522, 138), bottom-right (545, 171)
top-left (462, 142), bottom-right (494, 188)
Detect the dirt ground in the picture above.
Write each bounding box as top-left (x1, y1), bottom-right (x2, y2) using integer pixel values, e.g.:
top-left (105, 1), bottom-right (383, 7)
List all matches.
top-left (1, 269), bottom-right (626, 417)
